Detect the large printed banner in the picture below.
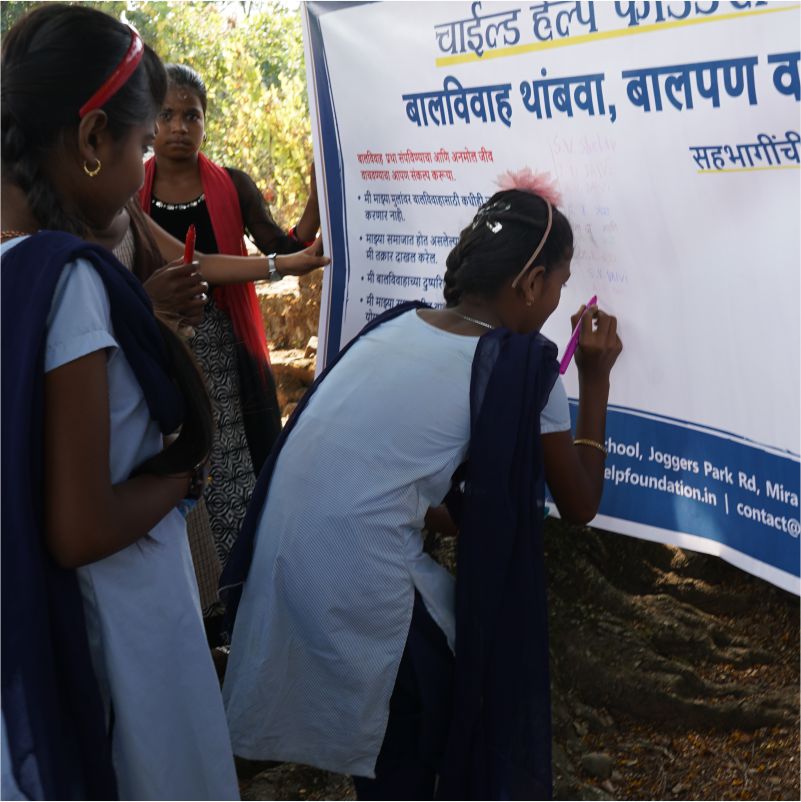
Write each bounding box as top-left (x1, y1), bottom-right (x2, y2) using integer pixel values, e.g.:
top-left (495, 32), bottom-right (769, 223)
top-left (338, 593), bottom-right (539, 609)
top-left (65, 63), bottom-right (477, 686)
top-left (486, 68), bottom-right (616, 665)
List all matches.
top-left (302, 1), bottom-right (800, 593)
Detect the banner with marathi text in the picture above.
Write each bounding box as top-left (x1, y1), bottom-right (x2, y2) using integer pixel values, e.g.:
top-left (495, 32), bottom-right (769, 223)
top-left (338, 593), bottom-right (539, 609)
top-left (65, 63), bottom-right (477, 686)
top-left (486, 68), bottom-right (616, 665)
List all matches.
top-left (302, 0), bottom-right (800, 593)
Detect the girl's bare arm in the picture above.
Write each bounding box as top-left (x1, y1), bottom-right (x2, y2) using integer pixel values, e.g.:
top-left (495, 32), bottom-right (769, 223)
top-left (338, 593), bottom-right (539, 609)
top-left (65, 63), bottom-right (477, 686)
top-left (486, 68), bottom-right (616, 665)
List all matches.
top-left (543, 307), bottom-right (621, 524)
top-left (145, 215), bottom-right (328, 284)
top-left (44, 350), bottom-right (190, 568)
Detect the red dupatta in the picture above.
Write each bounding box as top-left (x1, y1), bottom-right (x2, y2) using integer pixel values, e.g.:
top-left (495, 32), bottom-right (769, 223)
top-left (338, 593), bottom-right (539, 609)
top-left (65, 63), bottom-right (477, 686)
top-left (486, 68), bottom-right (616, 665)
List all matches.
top-left (140, 153), bottom-right (270, 368)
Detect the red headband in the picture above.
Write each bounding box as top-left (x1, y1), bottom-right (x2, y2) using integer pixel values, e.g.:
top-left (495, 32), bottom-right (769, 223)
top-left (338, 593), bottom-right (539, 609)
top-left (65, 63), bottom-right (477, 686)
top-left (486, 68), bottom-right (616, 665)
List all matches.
top-left (79, 27), bottom-right (144, 118)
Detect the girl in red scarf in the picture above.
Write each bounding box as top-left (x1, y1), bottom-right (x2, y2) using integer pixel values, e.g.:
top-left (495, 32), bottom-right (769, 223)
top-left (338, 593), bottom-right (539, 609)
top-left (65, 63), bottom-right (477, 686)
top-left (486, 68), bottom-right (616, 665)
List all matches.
top-left (140, 64), bottom-right (320, 642)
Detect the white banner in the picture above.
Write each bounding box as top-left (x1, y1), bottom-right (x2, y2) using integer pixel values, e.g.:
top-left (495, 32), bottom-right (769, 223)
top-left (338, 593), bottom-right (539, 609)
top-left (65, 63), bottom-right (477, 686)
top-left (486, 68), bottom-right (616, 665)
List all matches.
top-left (302, 0), bottom-right (800, 593)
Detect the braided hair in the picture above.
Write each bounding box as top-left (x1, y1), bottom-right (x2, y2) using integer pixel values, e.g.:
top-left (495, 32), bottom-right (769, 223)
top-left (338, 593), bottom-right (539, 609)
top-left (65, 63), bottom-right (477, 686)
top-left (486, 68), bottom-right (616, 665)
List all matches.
top-left (443, 190), bottom-right (573, 307)
top-left (1, 4), bottom-right (166, 236)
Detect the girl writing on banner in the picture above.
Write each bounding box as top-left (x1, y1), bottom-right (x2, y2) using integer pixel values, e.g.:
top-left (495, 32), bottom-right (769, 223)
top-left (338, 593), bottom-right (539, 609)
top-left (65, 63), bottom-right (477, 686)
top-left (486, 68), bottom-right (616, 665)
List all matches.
top-left (221, 171), bottom-right (623, 799)
top-left (1, 6), bottom-right (238, 799)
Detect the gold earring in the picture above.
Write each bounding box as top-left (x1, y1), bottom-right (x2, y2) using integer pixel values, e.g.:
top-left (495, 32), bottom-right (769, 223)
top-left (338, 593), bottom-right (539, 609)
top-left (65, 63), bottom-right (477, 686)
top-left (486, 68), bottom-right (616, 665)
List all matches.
top-left (83, 159), bottom-right (102, 178)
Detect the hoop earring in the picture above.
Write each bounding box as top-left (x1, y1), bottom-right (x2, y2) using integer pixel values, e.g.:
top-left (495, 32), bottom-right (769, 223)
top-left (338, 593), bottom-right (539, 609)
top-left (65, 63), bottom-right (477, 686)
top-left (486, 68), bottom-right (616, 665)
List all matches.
top-left (83, 159), bottom-right (102, 178)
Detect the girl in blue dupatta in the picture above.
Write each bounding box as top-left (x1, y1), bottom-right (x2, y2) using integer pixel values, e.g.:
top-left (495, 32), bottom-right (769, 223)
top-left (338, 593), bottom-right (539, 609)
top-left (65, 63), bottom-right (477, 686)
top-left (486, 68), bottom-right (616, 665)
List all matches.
top-left (1, 5), bottom-right (238, 800)
top-left (222, 176), bottom-right (622, 799)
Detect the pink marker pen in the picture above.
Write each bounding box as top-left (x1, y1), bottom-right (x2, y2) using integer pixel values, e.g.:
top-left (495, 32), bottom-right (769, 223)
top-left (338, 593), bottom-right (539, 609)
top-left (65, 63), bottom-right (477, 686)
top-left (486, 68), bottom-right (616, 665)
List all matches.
top-left (559, 294), bottom-right (597, 375)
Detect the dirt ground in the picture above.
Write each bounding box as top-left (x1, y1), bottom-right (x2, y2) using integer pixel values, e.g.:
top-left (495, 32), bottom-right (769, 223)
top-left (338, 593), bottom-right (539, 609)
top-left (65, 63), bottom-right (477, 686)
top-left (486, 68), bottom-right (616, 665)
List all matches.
top-left (237, 526), bottom-right (799, 802)
top-left (239, 762), bottom-right (354, 801)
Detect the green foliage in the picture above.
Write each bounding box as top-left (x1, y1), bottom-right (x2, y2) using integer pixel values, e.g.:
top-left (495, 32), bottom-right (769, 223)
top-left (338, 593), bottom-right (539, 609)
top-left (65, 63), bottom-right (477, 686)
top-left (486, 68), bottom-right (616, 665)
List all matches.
top-left (1, 1), bottom-right (40, 33)
top-left (1, 0), bottom-right (312, 227)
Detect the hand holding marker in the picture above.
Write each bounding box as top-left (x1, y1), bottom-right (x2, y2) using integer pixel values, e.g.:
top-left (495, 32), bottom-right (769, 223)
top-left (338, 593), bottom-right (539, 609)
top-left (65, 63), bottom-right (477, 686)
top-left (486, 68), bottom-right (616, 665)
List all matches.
top-left (559, 295), bottom-right (597, 375)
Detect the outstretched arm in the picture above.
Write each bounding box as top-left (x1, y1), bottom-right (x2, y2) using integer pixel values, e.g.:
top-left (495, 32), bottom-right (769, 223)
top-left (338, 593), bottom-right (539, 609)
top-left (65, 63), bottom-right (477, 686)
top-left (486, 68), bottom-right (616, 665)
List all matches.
top-left (145, 215), bottom-right (328, 286)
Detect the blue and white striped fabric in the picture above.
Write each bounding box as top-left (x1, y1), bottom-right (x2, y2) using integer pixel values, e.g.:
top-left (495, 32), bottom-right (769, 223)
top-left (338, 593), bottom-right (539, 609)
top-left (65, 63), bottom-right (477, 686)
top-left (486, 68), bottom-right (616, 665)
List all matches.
top-left (223, 309), bottom-right (570, 777)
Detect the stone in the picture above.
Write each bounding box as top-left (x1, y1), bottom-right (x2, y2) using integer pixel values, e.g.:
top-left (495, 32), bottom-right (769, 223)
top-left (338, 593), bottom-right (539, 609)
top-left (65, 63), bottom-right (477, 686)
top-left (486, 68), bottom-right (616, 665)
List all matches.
top-left (580, 752), bottom-right (614, 780)
top-left (573, 719), bottom-right (589, 737)
top-left (270, 349), bottom-right (315, 414)
top-left (258, 269), bottom-right (322, 351)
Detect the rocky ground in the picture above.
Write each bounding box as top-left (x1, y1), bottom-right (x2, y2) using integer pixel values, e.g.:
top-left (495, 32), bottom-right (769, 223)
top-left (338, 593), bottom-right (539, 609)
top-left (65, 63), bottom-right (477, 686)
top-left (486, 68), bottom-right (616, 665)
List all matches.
top-left (237, 524), bottom-right (799, 801)
top-left (543, 524), bottom-right (799, 801)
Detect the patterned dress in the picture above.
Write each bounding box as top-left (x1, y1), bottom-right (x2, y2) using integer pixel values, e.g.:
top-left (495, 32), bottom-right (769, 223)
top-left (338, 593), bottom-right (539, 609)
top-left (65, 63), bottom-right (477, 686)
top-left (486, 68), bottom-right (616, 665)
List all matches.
top-left (188, 300), bottom-right (257, 564)
top-left (148, 187), bottom-right (288, 589)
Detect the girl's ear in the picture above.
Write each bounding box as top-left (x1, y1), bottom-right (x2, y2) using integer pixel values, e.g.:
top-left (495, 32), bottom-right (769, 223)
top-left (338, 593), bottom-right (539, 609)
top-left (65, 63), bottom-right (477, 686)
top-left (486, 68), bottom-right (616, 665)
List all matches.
top-left (76, 109), bottom-right (111, 165)
top-left (519, 264), bottom-right (546, 306)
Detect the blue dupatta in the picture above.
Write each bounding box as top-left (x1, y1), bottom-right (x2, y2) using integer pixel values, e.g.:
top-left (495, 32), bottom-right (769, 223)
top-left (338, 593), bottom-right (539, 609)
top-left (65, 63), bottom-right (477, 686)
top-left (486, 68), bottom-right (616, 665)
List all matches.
top-left (1, 231), bottom-right (184, 800)
top-left (437, 328), bottom-right (558, 800)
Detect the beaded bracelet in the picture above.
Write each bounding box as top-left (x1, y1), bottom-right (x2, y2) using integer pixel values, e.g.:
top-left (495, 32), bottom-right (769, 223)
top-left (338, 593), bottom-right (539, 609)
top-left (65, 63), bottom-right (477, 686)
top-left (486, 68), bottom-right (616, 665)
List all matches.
top-left (573, 438), bottom-right (608, 457)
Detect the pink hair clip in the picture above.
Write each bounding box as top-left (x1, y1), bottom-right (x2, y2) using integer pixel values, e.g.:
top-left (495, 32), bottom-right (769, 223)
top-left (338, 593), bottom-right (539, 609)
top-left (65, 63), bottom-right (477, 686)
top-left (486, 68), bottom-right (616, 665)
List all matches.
top-left (496, 167), bottom-right (562, 207)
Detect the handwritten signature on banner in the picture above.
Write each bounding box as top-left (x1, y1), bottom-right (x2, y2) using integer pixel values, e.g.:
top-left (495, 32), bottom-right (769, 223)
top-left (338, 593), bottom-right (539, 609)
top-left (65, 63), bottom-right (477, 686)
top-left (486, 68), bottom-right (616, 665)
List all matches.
top-left (689, 130), bottom-right (800, 171)
top-left (432, 1), bottom-right (797, 66)
top-left (401, 52), bottom-right (800, 128)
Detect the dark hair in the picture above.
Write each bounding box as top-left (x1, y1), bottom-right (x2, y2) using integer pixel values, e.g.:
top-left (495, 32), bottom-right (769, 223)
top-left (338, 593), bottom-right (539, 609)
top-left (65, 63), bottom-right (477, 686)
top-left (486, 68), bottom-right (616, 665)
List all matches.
top-left (1, 4), bottom-right (166, 236)
top-left (2, 5), bottom-right (213, 476)
top-left (443, 189), bottom-right (573, 307)
top-left (164, 63), bottom-right (207, 114)
top-left (127, 198), bottom-right (164, 283)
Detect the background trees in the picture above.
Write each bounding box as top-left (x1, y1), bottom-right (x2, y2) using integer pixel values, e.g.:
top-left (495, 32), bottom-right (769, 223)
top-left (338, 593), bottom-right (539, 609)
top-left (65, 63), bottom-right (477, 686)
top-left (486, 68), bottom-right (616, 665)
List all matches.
top-left (1, 0), bottom-right (312, 227)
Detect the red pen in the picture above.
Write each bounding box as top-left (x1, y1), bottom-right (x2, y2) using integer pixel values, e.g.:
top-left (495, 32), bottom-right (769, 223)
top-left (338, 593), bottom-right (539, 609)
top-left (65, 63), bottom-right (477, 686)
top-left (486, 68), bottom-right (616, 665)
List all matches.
top-left (183, 223), bottom-right (196, 264)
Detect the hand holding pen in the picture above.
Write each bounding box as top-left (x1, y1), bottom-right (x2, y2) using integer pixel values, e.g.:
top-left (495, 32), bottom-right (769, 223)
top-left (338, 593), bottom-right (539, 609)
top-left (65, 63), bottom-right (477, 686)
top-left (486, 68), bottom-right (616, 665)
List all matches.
top-left (560, 294), bottom-right (596, 374)
top-left (563, 296), bottom-right (622, 383)
top-left (141, 224), bottom-right (207, 328)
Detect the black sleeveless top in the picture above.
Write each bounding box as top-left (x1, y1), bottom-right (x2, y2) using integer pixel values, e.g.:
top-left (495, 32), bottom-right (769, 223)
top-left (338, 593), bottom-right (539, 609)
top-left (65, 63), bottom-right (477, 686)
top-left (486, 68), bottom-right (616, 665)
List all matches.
top-left (148, 167), bottom-right (299, 258)
top-left (150, 193), bottom-right (218, 254)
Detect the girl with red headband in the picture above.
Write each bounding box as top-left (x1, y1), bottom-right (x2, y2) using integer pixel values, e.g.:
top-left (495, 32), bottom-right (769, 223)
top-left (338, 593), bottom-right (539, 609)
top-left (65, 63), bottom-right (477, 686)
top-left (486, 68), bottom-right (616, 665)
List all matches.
top-left (1, 6), bottom-right (238, 799)
top-left (139, 65), bottom-right (321, 634)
